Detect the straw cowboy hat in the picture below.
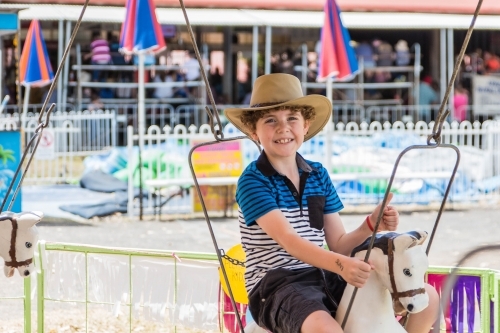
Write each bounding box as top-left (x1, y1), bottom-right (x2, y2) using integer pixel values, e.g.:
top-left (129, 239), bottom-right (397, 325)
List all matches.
top-left (224, 73), bottom-right (332, 141)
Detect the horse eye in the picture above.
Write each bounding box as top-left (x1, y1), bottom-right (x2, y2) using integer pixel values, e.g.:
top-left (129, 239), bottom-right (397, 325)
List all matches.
top-left (403, 268), bottom-right (412, 277)
top-left (25, 242), bottom-right (32, 248)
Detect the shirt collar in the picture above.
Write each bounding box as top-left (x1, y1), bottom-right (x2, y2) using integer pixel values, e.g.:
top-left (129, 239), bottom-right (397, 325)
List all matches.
top-left (256, 151), bottom-right (316, 177)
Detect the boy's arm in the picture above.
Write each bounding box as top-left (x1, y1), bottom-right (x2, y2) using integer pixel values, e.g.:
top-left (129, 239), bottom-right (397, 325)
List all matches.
top-left (325, 193), bottom-right (399, 256)
top-left (256, 209), bottom-right (372, 288)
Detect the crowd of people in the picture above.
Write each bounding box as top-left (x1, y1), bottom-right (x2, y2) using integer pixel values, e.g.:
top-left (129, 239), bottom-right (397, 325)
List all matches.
top-left (81, 31), bottom-right (203, 108)
top-left (3, 29), bottom-right (500, 124)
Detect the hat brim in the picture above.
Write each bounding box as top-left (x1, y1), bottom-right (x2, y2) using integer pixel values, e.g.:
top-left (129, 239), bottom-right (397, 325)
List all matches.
top-left (224, 95), bottom-right (332, 142)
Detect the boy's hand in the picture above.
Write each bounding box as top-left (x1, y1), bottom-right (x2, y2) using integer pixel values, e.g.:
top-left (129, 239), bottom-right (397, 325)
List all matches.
top-left (336, 257), bottom-right (373, 288)
top-left (369, 192), bottom-right (399, 232)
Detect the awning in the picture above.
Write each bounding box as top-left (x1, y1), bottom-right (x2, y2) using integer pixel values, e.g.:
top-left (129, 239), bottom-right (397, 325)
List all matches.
top-left (0, 11), bottom-right (19, 36)
top-left (1, 4), bottom-right (500, 30)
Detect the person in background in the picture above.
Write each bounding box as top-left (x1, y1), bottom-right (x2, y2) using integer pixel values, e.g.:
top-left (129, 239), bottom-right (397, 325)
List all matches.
top-left (418, 75), bottom-right (439, 122)
top-left (394, 40), bottom-right (411, 67)
top-left (355, 40), bottom-right (375, 69)
top-left (183, 50), bottom-right (201, 82)
top-left (153, 70), bottom-right (176, 100)
top-left (453, 85), bottom-right (469, 122)
top-left (84, 32), bottom-right (112, 82)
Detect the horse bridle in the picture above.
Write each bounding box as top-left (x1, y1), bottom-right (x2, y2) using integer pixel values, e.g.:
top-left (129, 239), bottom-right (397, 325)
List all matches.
top-left (387, 236), bottom-right (425, 311)
top-left (1, 214), bottom-right (33, 268)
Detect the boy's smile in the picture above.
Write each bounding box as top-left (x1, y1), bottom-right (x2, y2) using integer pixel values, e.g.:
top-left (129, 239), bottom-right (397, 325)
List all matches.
top-left (251, 109), bottom-right (310, 161)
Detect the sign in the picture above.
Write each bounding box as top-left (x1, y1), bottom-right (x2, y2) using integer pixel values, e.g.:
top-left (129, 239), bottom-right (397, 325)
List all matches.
top-left (0, 130), bottom-right (22, 212)
top-left (192, 140), bottom-right (243, 212)
top-left (472, 75), bottom-right (500, 116)
top-left (35, 128), bottom-right (55, 160)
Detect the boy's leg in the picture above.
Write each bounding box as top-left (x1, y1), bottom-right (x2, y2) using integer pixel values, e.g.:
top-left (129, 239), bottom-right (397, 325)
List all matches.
top-left (301, 310), bottom-right (343, 333)
top-left (405, 283), bottom-right (440, 333)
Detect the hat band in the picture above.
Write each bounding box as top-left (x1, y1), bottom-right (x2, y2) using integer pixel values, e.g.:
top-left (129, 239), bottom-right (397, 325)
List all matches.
top-left (250, 101), bottom-right (286, 108)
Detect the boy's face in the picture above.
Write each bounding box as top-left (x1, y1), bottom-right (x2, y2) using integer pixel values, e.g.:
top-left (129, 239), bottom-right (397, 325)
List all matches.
top-left (251, 109), bottom-right (310, 159)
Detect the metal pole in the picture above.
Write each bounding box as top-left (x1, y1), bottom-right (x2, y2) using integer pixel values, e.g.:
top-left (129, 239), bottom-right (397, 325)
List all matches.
top-left (62, 20), bottom-right (71, 111)
top-left (301, 43), bottom-right (307, 93)
top-left (413, 43), bottom-right (421, 108)
top-left (252, 25), bottom-right (258, 86)
top-left (325, 77), bottom-right (333, 173)
top-left (440, 29), bottom-right (447, 105)
top-left (57, 20), bottom-right (64, 110)
top-left (447, 28), bottom-right (455, 114)
top-left (22, 85), bottom-right (30, 130)
top-left (76, 44), bottom-right (82, 111)
top-left (265, 25), bottom-right (271, 75)
top-left (138, 52), bottom-right (145, 220)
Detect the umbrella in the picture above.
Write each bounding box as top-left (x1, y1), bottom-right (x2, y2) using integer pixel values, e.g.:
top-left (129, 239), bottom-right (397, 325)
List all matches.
top-left (19, 19), bottom-right (54, 128)
top-left (120, 0), bottom-right (166, 219)
top-left (317, 0), bottom-right (358, 174)
top-left (317, 0), bottom-right (358, 83)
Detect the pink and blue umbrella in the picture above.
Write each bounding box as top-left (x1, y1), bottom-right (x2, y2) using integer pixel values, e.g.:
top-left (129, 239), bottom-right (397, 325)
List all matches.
top-left (317, 0), bottom-right (358, 82)
top-left (119, 0), bottom-right (166, 220)
top-left (119, 0), bottom-right (166, 54)
top-left (19, 20), bottom-right (54, 87)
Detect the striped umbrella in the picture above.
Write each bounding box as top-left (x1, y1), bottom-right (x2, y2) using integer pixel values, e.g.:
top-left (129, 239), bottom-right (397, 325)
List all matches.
top-left (120, 0), bottom-right (166, 220)
top-left (317, 0), bottom-right (358, 82)
top-left (19, 19), bottom-right (54, 128)
top-left (19, 20), bottom-right (54, 87)
top-left (119, 0), bottom-right (166, 54)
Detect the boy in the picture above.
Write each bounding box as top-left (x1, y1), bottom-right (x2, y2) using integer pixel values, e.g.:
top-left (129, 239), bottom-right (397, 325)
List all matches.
top-left (224, 74), bottom-right (439, 333)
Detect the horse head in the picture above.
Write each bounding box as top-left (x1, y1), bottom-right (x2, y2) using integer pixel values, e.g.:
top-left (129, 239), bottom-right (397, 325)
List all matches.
top-left (0, 211), bottom-right (42, 278)
top-left (372, 231), bottom-right (429, 315)
top-left (351, 230), bottom-right (429, 316)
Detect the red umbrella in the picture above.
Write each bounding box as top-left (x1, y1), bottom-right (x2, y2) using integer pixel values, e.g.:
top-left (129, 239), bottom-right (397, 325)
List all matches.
top-left (317, 0), bottom-right (358, 82)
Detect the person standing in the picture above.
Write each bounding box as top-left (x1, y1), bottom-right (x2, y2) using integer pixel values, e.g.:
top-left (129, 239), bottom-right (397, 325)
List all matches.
top-left (85, 32), bottom-right (112, 82)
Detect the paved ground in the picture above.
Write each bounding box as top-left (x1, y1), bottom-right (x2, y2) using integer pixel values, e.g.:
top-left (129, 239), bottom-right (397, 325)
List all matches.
top-left (21, 185), bottom-right (500, 271)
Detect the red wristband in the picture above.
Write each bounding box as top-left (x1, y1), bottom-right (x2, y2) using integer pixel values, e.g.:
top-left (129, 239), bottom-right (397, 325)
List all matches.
top-left (366, 215), bottom-right (374, 232)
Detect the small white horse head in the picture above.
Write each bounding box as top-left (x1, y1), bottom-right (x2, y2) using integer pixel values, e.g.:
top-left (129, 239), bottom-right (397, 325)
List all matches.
top-left (353, 230), bottom-right (429, 315)
top-left (0, 211), bottom-right (42, 278)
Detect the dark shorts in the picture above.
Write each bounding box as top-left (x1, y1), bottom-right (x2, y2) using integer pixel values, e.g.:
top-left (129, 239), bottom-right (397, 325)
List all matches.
top-left (248, 267), bottom-right (347, 333)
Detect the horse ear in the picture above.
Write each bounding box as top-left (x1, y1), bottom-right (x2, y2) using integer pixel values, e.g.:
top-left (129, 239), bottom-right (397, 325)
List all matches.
top-left (393, 233), bottom-right (418, 251)
top-left (412, 230), bottom-right (428, 245)
top-left (16, 211), bottom-right (43, 227)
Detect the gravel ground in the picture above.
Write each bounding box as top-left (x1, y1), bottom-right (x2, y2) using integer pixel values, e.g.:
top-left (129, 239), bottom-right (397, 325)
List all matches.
top-left (34, 207), bottom-right (500, 271)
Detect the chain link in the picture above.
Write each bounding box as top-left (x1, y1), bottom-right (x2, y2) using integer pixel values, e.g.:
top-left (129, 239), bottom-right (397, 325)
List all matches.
top-left (220, 249), bottom-right (245, 267)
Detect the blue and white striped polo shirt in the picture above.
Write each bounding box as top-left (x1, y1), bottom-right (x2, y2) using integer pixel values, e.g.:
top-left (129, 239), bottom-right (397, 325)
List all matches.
top-left (236, 151), bottom-right (344, 293)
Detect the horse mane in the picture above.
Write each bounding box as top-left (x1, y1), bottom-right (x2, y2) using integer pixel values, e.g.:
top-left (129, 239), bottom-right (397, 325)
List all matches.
top-left (351, 231), bottom-right (425, 257)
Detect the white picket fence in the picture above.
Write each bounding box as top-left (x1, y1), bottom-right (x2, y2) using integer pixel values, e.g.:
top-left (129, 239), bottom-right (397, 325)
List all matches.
top-left (0, 110), bottom-right (117, 184)
top-left (125, 120), bottom-right (500, 215)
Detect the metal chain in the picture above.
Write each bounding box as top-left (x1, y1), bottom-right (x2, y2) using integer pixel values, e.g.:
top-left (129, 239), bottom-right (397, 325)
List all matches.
top-left (220, 249), bottom-right (245, 267)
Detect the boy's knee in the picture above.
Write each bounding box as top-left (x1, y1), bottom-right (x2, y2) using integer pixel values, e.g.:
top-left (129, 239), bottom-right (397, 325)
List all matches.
top-left (424, 283), bottom-right (440, 312)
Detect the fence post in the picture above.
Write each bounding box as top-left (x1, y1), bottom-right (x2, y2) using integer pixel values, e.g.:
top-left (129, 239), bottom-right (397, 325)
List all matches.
top-left (36, 240), bottom-right (46, 333)
top-left (23, 276), bottom-right (31, 333)
top-left (127, 125), bottom-right (135, 218)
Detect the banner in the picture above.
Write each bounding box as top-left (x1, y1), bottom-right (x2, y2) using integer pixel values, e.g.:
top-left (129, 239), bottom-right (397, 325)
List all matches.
top-left (472, 75), bottom-right (500, 116)
top-left (191, 141), bottom-right (243, 213)
top-left (0, 131), bottom-right (22, 212)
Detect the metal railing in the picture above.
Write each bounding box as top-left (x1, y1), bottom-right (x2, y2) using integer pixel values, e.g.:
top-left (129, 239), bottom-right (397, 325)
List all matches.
top-left (0, 244), bottom-right (499, 332)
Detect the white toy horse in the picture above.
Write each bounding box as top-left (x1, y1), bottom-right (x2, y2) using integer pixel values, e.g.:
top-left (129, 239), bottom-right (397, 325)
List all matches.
top-left (244, 230), bottom-right (429, 333)
top-left (336, 230), bottom-right (429, 333)
top-left (0, 211), bottom-right (42, 277)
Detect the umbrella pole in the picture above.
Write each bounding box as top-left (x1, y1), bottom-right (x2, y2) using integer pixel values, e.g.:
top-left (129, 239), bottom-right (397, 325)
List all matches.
top-left (138, 52), bottom-right (145, 220)
top-left (324, 78), bottom-right (333, 173)
top-left (22, 85), bottom-right (31, 130)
